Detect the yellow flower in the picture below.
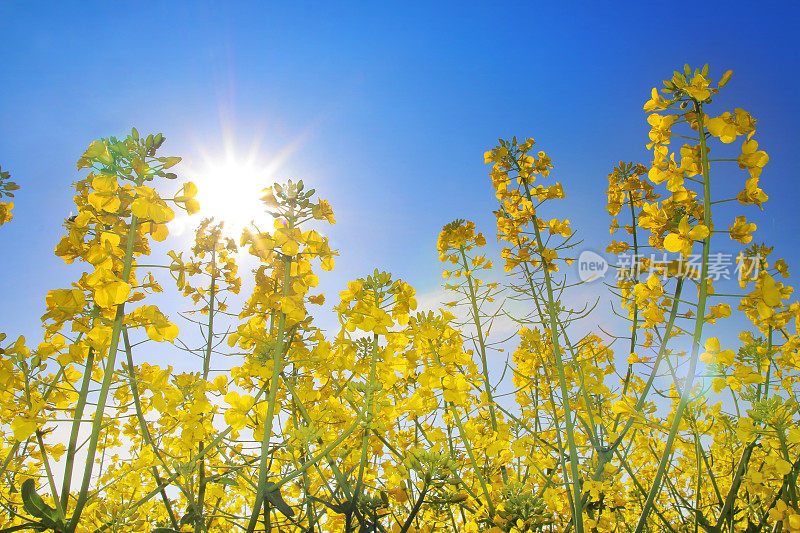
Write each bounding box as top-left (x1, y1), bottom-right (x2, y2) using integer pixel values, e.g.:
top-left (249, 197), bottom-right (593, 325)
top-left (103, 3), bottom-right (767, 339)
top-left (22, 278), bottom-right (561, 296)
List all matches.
top-left (737, 177), bottom-right (769, 209)
top-left (685, 73), bottom-right (711, 101)
top-left (224, 391), bottom-right (255, 430)
top-left (131, 185), bottom-right (175, 223)
top-left (705, 108), bottom-right (757, 143)
top-left (547, 218), bottom-right (571, 237)
top-left (643, 87), bottom-right (670, 112)
top-left (174, 181), bottom-right (200, 214)
top-left (0, 201), bottom-right (14, 225)
top-left (737, 139), bottom-right (769, 178)
top-left (700, 337), bottom-right (735, 366)
top-left (11, 397), bottom-right (45, 441)
top-left (77, 139), bottom-right (113, 168)
top-left (137, 305), bottom-right (179, 342)
top-left (729, 216), bottom-right (756, 244)
top-left (646, 113), bottom-right (676, 149)
top-left (46, 288), bottom-right (87, 314)
top-left (87, 174), bottom-right (121, 213)
top-left (663, 217), bottom-right (709, 257)
top-left (611, 397), bottom-right (639, 417)
top-left (321, 256), bottom-right (335, 271)
top-left (312, 199), bottom-right (336, 224)
top-left (754, 274), bottom-right (784, 319)
top-left (144, 221), bottom-right (169, 242)
top-left (437, 219), bottom-right (484, 258)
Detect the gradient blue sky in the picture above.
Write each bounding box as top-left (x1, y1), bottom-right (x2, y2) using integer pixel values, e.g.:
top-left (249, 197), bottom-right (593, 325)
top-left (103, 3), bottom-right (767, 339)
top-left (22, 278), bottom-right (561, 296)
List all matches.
top-left (0, 1), bottom-right (798, 354)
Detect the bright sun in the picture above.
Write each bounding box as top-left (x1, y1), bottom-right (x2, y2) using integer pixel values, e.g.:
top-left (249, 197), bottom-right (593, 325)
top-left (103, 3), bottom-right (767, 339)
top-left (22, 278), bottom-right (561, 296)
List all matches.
top-left (190, 157), bottom-right (274, 238)
top-left (179, 131), bottom-right (307, 240)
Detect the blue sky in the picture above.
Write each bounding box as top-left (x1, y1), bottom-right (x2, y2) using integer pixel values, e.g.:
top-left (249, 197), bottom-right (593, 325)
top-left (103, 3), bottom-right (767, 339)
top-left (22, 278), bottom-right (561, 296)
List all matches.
top-left (0, 1), bottom-right (798, 357)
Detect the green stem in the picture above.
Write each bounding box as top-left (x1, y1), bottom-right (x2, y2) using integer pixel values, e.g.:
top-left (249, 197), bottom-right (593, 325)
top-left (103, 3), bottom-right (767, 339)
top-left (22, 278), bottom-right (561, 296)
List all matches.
top-left (354, 333), bottom-right (379, 504)
top-left (245, 254), bottom-right (292, 533)
top-left (399, 483), bottom-right (429, 533)
top-left (633, 103), bottom-right (713, 533)
top-left (203, 246), bottom-right (217, 381)
top-left (457, 246), bottom-right (507, 485)
top-left (622, 198), bottom-right (641, 397)
top-left (281, 372), bottom-right (351, 497)
top-left (0, 442), bottom-right (20, 482)
top-left (271, 411), bottom-right (364, 490)
top-left (35, 430), bottom-right (66, 522)
top-left (68, 213), bottom-right (139, 533)
top-left (122, 327), bottom-right (180, 530)
top-left (524, 180), bottom-right (584, 533)
top-left (197, 246), bottom-right (218, 533)
top-left (60, 347), bottom-right (96, 510)
top-left (426, 340), bottom-right (494, 516)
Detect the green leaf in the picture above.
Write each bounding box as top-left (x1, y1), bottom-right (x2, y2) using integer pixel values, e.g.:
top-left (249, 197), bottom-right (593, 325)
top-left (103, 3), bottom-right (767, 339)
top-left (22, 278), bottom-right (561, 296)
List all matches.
top-left (21, 479), bottom-right (58, 526)
top-left (264, 482), bottom-right (294, 518)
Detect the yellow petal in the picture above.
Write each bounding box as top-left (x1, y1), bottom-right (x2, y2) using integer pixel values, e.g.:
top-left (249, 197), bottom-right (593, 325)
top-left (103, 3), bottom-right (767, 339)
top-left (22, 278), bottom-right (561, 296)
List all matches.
top-left (11, 416), bottom-right (38, 441)
top-left (663, 233), bottom-right (684, 253)
top-left (94, 281), bottom-right (131, 308)
top-left (611, 400), bottom-right (637, 416)
top-left (704, 337), bottom-right (721, 353)
top-left (281, 240), bottom-right (299, 256)
top-left (687, 224), bottom-right (709, 241)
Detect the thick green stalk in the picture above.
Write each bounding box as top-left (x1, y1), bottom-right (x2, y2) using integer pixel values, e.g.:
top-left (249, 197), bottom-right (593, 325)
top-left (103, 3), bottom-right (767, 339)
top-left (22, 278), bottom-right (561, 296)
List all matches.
top-left (622, 198), bottom-right (641, 397)
top-left (197, 245), bottom-right (218, 533)
top-left (399, 483), bottom-right (429, 533)
top-left (614, 448), bottom-right (679, 533)
top-left (281, 373), bottom-right (351, 497)
top-left (0, 442), bottom-right (19, 482)
top-left (457, 248), bottom-right (499, 428)
top-left (271, 412), bottom-right (364, 489)
top-left (611, 278), bottom-right (684, 438)
top-left (633, 102), bottom-right (713, 533)
top-left (60, 347), bottom-right (96, 509)
top-left (289, 393), bottom-right (317, 532)
top-left (525, 190), bottom-right (584, 533)
top-left (203, 246), bottom-right (217, 381)
top-left (68, 213), bottom-right (139, 533)
top-left (448, 404), bottom-right (495, 515)
top-left (540, 361), bottom-right (579, 523)
top-left (354, 334), bottom-right (379, 504)
top-left (245, 255), bottom-right (292, 533)
top-left (457, 246), bottom-right (507, 484)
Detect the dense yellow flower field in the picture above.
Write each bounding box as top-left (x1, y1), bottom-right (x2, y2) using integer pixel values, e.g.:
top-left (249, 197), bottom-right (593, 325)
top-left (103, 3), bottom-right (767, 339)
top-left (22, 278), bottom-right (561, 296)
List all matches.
top-left (1, 65), bottom-right (797, 533)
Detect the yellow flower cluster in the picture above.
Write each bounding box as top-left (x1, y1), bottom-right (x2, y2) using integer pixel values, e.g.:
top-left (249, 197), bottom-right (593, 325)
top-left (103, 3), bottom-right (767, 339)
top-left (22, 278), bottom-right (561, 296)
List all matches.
top-left (1, 66), bottom-right (799, 533)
